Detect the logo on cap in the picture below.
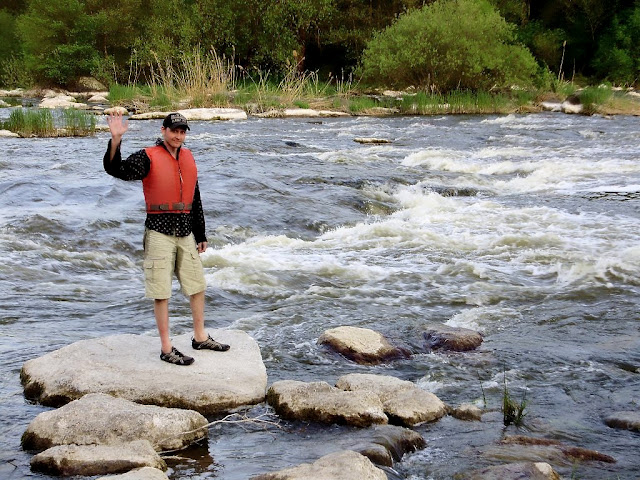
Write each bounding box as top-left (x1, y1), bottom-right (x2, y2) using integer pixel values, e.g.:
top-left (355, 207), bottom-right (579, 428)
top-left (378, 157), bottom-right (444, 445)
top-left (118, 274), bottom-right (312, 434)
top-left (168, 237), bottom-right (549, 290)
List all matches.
top-left (163, 113), bottom-right (190, 130)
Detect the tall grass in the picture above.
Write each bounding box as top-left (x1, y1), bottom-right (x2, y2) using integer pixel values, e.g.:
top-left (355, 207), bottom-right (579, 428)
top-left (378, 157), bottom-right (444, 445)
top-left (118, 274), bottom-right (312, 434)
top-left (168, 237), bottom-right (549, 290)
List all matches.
top-left (3, 109), bottom-right (55, 136)
top-left (579, 85), bottom-right (614, 115)
top-left (149, 47), bottom-right (236, 108)
top-left (502, 369), bottom-right (527, 427)
top-left (2, 108), bottom-right (95, 137)
top-left (400, 91), bottom-right (512, 114)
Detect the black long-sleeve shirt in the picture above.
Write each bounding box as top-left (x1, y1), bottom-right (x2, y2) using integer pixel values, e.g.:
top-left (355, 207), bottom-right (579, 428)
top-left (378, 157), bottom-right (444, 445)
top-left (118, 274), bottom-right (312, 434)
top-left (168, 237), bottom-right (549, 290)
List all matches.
top-left (103, 139), bottom-right (207, 244)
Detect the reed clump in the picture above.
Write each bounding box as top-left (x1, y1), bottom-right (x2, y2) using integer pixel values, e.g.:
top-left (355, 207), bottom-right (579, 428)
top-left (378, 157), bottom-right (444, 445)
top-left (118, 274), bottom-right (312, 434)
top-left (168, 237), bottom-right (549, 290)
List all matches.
top-left (2, 108), bottom-right (96, 137)
top-left (502, 370), bottom-right (527, 427)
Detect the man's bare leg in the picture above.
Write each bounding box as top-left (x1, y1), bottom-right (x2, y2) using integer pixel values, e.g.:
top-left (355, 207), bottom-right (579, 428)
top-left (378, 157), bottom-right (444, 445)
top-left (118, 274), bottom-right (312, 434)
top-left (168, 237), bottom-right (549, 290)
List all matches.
top-left (190, 290), bottom-right (208, 342)
top-left (154, 299), bottom-right (172, 353)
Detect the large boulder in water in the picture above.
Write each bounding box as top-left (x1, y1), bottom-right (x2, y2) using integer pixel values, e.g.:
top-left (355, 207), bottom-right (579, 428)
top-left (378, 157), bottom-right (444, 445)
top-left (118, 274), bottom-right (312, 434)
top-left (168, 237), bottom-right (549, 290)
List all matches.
top-left (251, 450), bottom-right (386, 480)
top-left (30, 440), bottom-right (165, 476)
top-left (20, 330), bottom-right (267, 415)
top-left (266, 380), bottom-right (388, 427)
top-left (336, 373), bottom-right (447, 426)
top-left (22, 393), bottom-right (208, 452)
top-left (317, 326), bottom-right (409, 364)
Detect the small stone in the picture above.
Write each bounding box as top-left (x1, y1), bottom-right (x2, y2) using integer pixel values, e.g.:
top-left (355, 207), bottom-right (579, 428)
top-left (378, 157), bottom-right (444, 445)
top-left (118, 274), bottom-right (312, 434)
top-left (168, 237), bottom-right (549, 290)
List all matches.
top-left (451, 403), bottom-right (483, 421)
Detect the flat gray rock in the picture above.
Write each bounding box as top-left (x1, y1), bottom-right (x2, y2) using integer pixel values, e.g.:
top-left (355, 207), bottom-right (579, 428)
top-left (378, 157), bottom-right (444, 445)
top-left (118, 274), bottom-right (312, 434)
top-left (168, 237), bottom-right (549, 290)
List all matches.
top-left (30, 440), bottom-right (165, 476)
top-left (97, 467), bottom-right (169, 480)
top-left (336, 373), bottom-right (447, 426)
top-left (21, 331), bottom-right (267, 415)
top-left (267, 380), bottom-right (388, 427)
top-left (22, 393), bottom-right (208, 452)
top-left (251, 450), bottom-right (386, 480)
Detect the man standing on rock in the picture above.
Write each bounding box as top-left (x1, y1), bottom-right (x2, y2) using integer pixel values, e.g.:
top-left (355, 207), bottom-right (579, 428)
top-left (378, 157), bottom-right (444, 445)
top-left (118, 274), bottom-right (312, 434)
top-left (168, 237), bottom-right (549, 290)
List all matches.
top-left (104, 112), bottom-right (230, 365)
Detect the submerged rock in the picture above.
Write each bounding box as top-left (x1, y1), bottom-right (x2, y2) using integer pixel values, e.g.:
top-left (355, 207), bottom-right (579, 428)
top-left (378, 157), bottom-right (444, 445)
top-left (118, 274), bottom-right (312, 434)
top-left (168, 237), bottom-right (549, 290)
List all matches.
top-left (461, 462), bottom-right (560, 480)
top-left (97, 467), bottom-right (169, 479)
top-left (20, 331), bottom-right (267, 415)
top-left (604, 411), bottom-right (640, 432)
top-left (354, 424), bottom-right (426, 466)
top-left (336, 373), bottom-right (447, 426)
top-left (451, 403), bottom-right (483, 421)
top-left (22, 393), bottom-right (208, 452)
top-left (317, 326), bottom-right (409, 364)
top-left (30, 440), bottom-right (165, 476)
top-left (353, 138), bottom-right (392, 144)
top-left (251, 450), bottom-right (386, 480)
top-left (416, 323), bottom-right (483, 352)
top-left (266, 380), bottom-right (388, 427)
top-left (501, 435), bottom-right (615, 463)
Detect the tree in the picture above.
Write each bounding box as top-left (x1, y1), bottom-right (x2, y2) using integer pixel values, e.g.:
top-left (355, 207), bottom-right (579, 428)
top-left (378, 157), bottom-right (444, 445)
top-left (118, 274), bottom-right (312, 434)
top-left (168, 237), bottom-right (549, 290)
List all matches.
top-left (358, 0), bottom-right (539, 91)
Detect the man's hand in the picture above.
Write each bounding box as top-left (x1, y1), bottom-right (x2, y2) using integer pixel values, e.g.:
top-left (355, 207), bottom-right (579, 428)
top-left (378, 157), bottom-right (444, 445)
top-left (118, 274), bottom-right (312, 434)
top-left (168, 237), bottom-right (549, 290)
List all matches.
top-left (106, 112), bottom-right (129, 160)
top-left (197, 242), bottom-right (207, 254)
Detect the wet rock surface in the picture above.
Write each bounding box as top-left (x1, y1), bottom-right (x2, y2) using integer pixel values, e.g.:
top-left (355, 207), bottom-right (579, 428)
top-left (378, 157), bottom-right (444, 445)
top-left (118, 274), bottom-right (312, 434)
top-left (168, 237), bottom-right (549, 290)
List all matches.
top-left (318, 326), bottom-right (409, 364)
top-left (461, 461), bottom-right (561, 479)
top-left (20, 331), bottom-right (267, 415)
top-left (22, 393), bottom-right (208, 452)
top-left (354, 424), bottom-right (426, 467)
top-left (266, 380), bottom-right (388, 427)
top-left (604, 411), bottom-right (640, 432)
top-left (415, 323), bottom-right (483, 352)
top-left (96, 467), bottom-right (169, 479)
top-left (336, 373), bottom-right (447, 426)
top-left (251, 450), bottom-right (387, 480)
top-left (30, 440), bottom-right (165, 476)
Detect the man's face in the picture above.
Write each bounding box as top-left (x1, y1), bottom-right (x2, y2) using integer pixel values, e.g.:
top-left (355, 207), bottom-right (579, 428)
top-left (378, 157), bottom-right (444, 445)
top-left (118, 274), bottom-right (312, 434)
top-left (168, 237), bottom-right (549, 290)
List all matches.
top-left (161, 126), bottom-right (187, 149)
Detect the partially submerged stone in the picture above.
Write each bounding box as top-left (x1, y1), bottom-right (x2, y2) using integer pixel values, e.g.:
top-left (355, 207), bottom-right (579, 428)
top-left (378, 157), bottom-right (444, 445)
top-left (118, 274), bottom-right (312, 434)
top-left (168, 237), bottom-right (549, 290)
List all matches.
top-left (22, 393), bottom-right (208, 452)
top-left (252, 450), bottom-right (386, 480)
top-left (30, 440), bottom-right (165, 476)
top-left (501, 435), bottom-right (615, 463)
top-left (336, 373), bottom-right (447, 426)
top-left (39, 94), bottom-right (89, 109)
top-left (21, 331), bottom-right (267, 415)
top-left (104, 106), bottom-right (129, 115)
top-left (461, 462), bottom-right (560, 480)
top-left (266, 380), bottom-right (387, 427)
top-left (604, 411), bottom-right (640, 432)
top-left (417, 323), bottom-right (483, 352)
top-left (256, 109), bottom-right (349, 118)
top-left (355, 424), bottom-right (426, 466)
top-left (353, 138), bottom-right (392, 144)
top-left (97, 467), bottom-right (169, 480)
top-left (451, 403), bottom-right (483, 421)
top-left (317, 326), bottom-right (408, 364)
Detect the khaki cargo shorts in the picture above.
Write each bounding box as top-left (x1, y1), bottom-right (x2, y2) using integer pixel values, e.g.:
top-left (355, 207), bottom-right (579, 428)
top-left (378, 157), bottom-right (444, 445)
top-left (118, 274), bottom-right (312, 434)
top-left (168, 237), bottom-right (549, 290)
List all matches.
top-left (143, 229), bottom-right (206, 299)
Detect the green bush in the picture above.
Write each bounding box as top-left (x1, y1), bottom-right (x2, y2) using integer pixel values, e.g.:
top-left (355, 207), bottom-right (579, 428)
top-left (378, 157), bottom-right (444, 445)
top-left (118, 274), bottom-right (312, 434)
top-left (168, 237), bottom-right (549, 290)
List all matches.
top-left (592, 7), bottom-right (640, 85)
top-left (358, 0), bottom-right (539, 92)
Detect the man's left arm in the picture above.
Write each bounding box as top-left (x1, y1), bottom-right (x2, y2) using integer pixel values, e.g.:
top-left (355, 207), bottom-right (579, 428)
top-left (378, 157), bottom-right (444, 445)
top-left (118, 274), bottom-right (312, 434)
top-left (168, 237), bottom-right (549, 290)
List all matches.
top-left (192, 182), bottom-right (207, 253)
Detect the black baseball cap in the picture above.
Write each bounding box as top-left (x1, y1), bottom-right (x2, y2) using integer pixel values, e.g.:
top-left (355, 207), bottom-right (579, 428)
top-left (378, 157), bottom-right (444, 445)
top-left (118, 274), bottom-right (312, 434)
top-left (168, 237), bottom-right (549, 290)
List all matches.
top-left (162, 112), bottom-right (190, 130)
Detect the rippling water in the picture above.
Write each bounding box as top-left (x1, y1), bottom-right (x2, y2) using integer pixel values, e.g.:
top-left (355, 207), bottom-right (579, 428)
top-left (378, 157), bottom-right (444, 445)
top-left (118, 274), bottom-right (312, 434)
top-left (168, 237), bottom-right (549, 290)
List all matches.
top-left (1, 112), bottom-right (639, 479)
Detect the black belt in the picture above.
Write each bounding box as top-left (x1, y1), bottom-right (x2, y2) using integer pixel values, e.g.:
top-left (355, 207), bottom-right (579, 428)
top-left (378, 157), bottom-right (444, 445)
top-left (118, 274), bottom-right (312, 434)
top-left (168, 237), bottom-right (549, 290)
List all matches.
top-left (148, 202), bottom-right (192, 212)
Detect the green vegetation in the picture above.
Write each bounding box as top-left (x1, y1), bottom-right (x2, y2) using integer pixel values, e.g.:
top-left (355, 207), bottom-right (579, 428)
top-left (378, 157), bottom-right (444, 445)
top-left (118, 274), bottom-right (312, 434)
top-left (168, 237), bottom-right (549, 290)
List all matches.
top-left (1, 108), bottom-right (96, 137)
top-left (359, 0), bottom-right (539, 91)
top-left (0, 0), bottom-right (638, 91)
top-left (502, 369), bottom-right (527, 427)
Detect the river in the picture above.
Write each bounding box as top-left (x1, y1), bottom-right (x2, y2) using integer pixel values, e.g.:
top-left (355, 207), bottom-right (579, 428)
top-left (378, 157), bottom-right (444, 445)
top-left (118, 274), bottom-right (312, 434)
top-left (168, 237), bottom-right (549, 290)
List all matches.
top-left (0, 112), bottom-right (639, 479)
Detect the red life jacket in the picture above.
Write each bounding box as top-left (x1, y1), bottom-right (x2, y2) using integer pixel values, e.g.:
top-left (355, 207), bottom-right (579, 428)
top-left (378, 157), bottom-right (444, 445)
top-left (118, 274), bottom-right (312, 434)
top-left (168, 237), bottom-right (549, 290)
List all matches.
top-left (142, 145), bottom-right (197, 214)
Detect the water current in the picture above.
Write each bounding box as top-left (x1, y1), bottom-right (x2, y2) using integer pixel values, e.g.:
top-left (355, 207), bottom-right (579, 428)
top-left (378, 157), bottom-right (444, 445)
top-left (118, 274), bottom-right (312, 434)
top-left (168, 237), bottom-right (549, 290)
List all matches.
top-left (0, 112), bottom-right (639, 479)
